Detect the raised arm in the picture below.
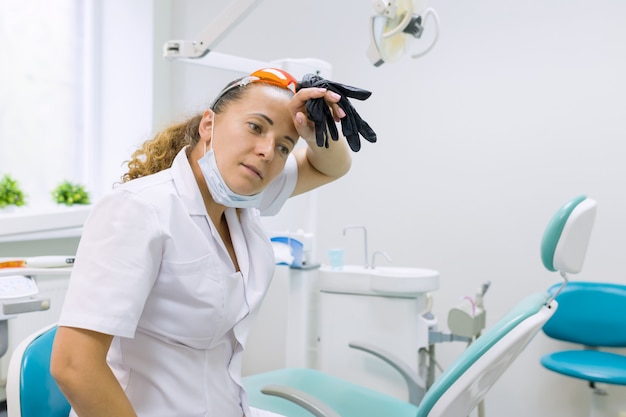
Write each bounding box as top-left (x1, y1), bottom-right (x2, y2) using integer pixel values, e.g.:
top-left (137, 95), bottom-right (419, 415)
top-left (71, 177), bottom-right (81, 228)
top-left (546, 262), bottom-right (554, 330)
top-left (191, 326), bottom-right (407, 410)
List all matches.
top-left (288, 87), bottom-right (352, 196)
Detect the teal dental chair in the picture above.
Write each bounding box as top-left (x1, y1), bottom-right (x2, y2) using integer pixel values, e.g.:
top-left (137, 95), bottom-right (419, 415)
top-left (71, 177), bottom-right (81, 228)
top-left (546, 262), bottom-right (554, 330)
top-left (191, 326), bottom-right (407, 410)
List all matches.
top-left (244, 195), bottom-right (598, 417)
top-left (3, 195), bottom-right (596, 417)
top-left (5, 324), bottom-right (70, 417)
top-left (540, 281), bottom-right (626, 416)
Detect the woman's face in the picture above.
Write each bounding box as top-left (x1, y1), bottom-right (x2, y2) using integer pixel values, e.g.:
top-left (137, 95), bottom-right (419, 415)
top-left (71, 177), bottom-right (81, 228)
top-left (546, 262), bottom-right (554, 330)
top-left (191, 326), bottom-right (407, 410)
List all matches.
top-left (210, 85), bottom-right (299, 196)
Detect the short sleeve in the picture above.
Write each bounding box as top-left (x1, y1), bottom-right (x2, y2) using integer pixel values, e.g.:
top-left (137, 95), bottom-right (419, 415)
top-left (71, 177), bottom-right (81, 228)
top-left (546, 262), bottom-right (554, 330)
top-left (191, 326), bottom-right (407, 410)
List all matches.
top-left (258, 154), bottom-right (298, 216)
top-left (58, 189), bottom-right (163, 338)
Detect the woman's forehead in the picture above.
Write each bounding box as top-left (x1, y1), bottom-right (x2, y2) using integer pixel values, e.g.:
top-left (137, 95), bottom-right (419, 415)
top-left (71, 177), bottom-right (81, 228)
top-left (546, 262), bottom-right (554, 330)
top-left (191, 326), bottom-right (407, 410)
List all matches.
top-left (228, 86), bottom-right (293, 118)
top-left (243, 84), bottom-right (292, 104)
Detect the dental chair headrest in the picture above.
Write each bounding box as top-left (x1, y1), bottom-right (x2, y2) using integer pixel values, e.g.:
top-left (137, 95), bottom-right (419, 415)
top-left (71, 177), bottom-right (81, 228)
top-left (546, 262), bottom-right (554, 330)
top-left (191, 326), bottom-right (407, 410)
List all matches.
top-left (540, 195), bottom-right (597, 274)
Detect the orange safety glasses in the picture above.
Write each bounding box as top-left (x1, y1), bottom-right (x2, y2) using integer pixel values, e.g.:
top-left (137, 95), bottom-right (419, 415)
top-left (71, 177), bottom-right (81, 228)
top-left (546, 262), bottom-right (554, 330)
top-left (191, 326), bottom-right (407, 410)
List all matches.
top-left (212, 67), bottom-right (297, 107)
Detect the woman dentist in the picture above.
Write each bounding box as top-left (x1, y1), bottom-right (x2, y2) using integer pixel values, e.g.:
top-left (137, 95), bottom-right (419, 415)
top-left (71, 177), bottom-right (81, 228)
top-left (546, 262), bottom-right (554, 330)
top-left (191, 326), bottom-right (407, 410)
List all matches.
top-left (50, 68), bottom-right (354, 417)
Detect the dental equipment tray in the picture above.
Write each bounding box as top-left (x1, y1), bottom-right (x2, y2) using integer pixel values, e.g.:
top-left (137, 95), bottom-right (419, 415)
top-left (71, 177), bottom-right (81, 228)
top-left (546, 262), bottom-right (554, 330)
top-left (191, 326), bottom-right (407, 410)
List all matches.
top-left (0, 275), bottom-right (39, 299)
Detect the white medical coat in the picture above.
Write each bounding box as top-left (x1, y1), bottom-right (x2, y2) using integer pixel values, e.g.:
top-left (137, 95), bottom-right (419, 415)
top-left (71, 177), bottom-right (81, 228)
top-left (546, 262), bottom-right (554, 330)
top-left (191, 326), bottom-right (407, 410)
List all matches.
top-left (58, 147), bottom-right (297, 417)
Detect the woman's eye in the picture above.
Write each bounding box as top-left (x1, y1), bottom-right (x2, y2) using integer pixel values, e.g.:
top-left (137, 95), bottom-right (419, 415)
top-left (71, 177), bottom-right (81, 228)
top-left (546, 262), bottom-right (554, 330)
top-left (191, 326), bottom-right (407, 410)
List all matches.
top-left (277, 144), bottom-right (291, 156)
top-left (247, 122), bottom-right (262, 133)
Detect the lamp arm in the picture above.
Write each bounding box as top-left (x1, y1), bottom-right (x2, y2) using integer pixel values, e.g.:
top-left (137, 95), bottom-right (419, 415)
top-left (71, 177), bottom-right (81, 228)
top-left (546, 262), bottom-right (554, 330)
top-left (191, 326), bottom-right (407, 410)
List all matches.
top-left (163, 0), bottom-right (263, 60)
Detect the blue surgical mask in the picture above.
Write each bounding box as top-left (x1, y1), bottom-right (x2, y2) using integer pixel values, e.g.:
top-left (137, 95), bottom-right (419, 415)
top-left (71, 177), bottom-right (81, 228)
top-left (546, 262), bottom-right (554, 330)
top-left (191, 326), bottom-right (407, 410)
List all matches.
top-left (197, 113), bottom-right (265, 208)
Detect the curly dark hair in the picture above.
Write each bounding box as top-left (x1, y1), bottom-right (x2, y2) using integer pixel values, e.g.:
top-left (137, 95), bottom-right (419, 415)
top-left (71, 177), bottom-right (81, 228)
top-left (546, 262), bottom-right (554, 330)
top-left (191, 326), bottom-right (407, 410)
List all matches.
top-left (121, 78), bottom-right (251, 183)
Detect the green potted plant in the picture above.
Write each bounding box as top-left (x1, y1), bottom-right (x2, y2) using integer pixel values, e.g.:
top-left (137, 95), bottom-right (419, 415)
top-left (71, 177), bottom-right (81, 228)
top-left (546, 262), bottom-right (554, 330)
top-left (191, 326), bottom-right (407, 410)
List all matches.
top-left (52, 180), bottom-right (91, 206)
top-left (0, 174), bottom-right (27, 210)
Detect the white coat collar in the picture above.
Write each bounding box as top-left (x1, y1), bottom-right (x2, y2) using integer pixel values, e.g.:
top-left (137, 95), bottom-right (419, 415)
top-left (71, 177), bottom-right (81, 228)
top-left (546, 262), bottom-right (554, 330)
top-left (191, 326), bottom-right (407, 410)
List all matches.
top-left (169, 147), bottom-right (209, 216)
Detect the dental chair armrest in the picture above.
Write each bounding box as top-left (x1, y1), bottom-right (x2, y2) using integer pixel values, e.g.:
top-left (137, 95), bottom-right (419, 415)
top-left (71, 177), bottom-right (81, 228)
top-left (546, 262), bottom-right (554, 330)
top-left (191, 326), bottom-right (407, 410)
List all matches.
top-left (349, 341), bottom-right (424, 405)
top-left (261, 384), bottom-right (341, 417)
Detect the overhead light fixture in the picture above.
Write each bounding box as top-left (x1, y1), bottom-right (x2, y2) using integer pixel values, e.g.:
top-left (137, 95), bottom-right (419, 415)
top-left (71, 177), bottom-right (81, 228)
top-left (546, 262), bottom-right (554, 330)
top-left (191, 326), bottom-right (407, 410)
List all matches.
top-left (367, 0), bottom-right (440, 67)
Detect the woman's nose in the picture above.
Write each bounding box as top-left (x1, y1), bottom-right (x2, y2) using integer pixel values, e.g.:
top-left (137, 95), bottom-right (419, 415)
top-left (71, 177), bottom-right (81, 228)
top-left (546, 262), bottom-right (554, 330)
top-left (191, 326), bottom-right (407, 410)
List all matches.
top-left (256, 136), bottom-right (275, 161)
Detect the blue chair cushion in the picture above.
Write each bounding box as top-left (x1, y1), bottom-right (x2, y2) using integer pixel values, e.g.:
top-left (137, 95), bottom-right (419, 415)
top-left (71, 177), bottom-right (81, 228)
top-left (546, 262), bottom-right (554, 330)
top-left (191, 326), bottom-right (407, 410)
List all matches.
top-left (20, 326), bottom-right (71, 417)
top-left (543, 281), bottom-right (626, 347)
top-left (541, 350), bottom-right (626, 385)
top-left (244, 368), bottom-right (419, 417)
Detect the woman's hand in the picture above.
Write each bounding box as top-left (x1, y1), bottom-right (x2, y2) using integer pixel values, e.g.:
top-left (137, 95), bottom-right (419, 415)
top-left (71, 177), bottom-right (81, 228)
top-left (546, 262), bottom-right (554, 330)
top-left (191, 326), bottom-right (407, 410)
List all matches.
top-left (288, 88), bottom-right (346, 144)
top-left (288, 88), bottom-right (352, 197)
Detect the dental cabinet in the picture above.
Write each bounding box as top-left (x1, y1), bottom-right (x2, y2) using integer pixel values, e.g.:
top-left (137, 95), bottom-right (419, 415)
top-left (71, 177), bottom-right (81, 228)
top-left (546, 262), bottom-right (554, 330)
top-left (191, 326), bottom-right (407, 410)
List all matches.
top-left (316, 265), bottom-right (440, 400)
top-left (244, 262), bottom-right (441, 404)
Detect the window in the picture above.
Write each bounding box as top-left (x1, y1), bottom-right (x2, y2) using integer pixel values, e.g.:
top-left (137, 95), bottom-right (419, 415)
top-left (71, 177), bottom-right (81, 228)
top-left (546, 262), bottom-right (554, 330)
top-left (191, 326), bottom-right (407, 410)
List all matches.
top-left (0, 0), bottom-right (88, 208)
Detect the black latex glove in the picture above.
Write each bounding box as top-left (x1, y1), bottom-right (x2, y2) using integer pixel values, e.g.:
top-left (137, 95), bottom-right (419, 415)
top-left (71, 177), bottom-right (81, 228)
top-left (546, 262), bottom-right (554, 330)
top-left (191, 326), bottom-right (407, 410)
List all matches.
top-left (296, 74), bottom-right (377, 152)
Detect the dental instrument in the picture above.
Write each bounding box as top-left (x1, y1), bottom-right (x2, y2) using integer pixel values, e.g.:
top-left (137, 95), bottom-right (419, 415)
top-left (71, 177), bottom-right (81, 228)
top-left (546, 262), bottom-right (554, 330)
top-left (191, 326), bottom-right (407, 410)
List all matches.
top-left (0, 256), bottom-right (75, 269)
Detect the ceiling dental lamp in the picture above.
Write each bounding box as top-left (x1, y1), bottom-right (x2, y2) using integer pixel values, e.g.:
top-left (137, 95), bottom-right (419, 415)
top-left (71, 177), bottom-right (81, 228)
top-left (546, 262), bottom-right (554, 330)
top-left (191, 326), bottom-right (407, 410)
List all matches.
top-left (163, 0), bottom-right (439, 71)
top-left (367, 0), bottom-right (440, 66)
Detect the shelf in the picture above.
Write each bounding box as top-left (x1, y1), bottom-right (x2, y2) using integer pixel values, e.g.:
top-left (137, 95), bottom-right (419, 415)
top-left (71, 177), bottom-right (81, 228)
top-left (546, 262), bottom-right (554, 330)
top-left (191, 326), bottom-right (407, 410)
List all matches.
top-left (0, 205), bottom-right (91, 243)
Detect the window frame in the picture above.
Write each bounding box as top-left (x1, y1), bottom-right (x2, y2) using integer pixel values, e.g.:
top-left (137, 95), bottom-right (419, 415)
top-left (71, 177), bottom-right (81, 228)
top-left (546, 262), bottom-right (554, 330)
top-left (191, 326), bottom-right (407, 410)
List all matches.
top-left (0, 0), bottom-right (158, 242)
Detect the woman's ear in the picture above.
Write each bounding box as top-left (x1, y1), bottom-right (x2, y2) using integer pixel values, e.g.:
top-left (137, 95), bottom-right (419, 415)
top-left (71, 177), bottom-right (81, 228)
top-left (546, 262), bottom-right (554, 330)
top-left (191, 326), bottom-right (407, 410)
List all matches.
top-left (198, 109), bottom-right (215, 142)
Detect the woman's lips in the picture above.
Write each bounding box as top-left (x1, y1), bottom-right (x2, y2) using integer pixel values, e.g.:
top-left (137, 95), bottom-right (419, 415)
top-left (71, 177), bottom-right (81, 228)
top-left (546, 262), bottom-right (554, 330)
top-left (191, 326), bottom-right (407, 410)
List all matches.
top-left (243, 163), bottom-right (263, 179)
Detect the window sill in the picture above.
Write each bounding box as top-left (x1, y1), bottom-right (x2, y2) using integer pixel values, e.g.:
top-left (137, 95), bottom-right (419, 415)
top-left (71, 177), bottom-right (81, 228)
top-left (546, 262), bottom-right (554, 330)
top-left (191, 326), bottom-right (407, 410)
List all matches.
top-left (0, 205), bottom-right (91, 243)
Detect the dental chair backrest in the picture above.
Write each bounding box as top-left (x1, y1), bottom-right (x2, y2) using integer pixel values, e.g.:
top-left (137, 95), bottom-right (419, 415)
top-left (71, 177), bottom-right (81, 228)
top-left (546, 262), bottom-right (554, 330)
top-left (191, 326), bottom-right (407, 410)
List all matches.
top-left (415, 292), bottom-right (555, 417)
top-left (414, 195), bottom-right (596, 417)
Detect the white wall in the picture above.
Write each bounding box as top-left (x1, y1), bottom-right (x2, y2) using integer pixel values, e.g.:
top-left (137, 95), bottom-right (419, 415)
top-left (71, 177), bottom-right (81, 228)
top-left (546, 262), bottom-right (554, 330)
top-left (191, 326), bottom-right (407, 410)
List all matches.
top-left (160, 1), bottom-right (626, 416)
